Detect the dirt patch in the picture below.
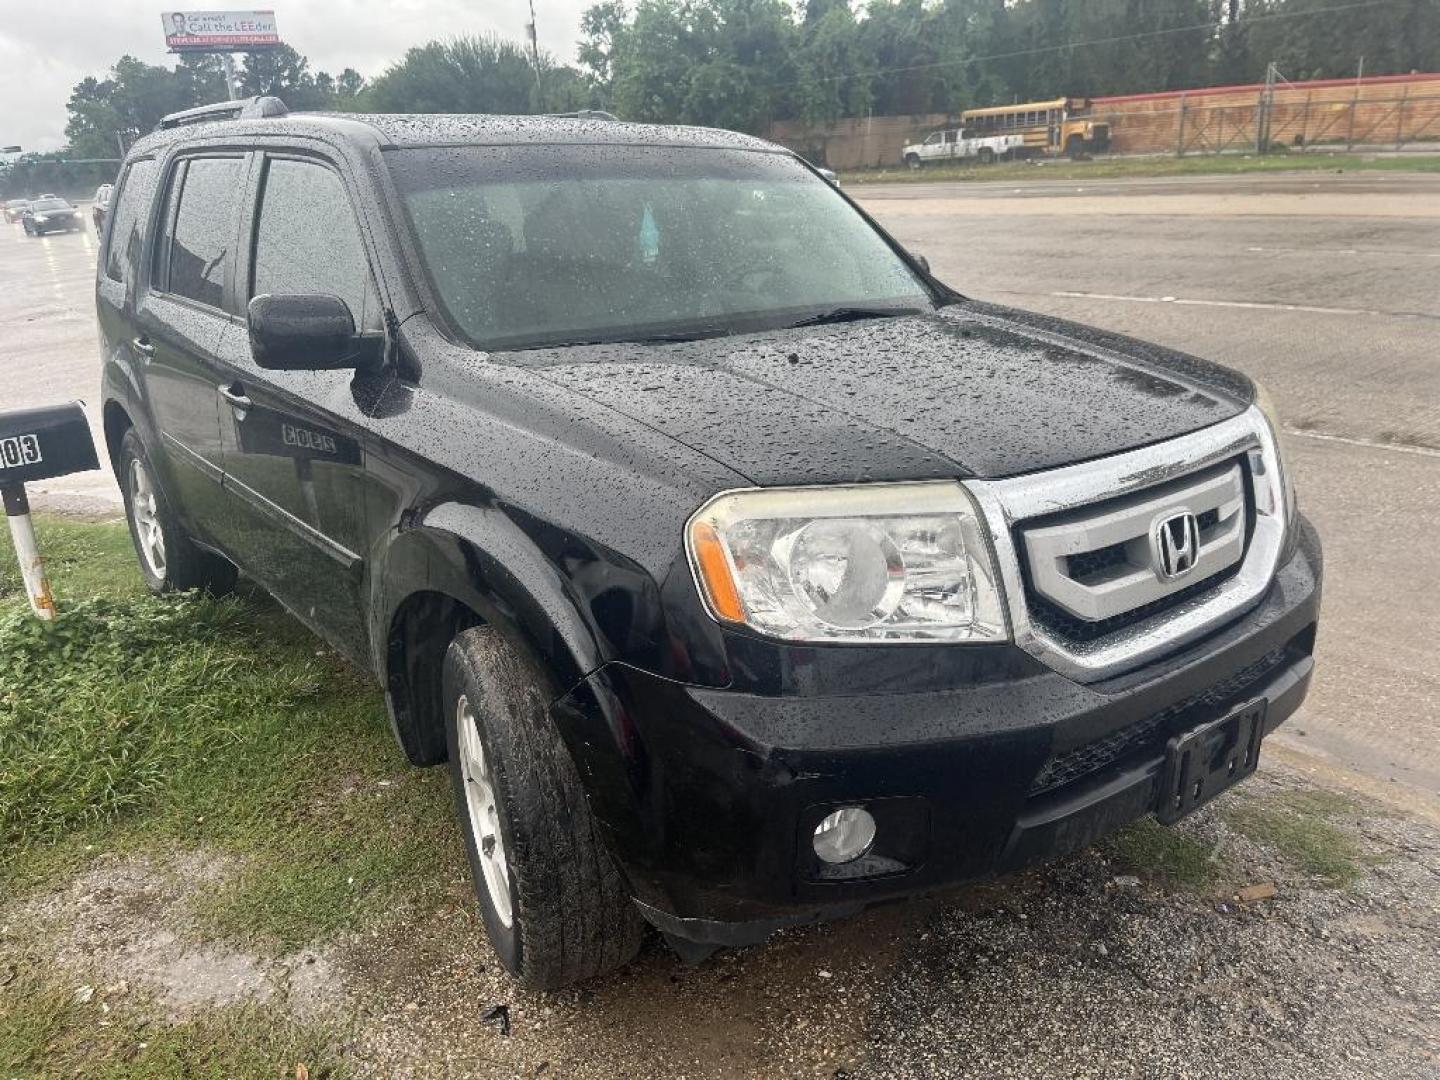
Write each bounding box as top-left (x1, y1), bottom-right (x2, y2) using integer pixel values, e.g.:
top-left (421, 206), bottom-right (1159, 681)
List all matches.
top-left (2, 851), bottom-right (349, 1023)
top-left (330, 890), bottom-right (930, 1079)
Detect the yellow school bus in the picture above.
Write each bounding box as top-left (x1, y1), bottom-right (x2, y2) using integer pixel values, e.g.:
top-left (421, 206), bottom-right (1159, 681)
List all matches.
top-left (960, 98), bottom-right (1111, 158)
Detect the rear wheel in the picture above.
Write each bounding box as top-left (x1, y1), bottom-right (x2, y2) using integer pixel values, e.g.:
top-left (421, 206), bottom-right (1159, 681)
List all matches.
top-left (978, 147), bottom-right (996, 165)
top-left (119, 428), bottom-right (236, 595)
top-left (443, 626), bottom-right (645, 988)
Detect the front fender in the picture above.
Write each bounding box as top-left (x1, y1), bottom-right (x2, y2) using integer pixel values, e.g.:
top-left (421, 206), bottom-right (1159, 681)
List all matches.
top-left (375, 502), bottom-right (610, 694)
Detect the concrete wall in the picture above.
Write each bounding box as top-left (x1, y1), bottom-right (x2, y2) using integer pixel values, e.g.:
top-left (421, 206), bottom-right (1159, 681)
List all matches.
top-left (768, 112), bottom-right (957, 169)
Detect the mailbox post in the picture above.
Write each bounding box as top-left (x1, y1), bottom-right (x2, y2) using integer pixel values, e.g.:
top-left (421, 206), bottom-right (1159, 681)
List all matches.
top-left (0, 402), bottom-right (101, 620)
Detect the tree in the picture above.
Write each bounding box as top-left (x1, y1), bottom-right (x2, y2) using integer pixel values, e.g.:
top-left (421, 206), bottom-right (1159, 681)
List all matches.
top-left (793, 4), bottom-right (873, 124)
top-left (364, 35), bottom-right (580, 114)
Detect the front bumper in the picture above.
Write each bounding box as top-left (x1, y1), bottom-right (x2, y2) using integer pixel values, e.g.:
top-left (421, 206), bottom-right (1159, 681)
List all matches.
top-left (556, 517), bottom-right (1321, 946)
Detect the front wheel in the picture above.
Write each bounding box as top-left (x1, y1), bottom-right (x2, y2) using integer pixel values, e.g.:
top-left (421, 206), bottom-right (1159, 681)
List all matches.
top-left (119, 428), bottom-right (236, 595)
top-left (443, 626), bottom-right (645, 989)
top-left (904, 154), bottom-right (921, 171)
top-left (978, 147), bottom-right (996, 165)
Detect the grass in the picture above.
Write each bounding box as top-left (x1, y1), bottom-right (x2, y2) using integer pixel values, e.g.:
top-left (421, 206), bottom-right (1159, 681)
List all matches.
top-left (1106, 818), bottom-right (1225, 890)
top-left (0, 514), bottom-right (461, 947)
top-left (842, 150), bottom-right (1440, 185)
top-left (0, 969), bottom-right (349, 1079)
top-left (1223, 789), bottom-right (1367, 888)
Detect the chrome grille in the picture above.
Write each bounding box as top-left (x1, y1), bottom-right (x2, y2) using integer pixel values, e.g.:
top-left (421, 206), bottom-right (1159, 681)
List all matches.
top-left (962, 408), bottom-right (1290, 683)
top-left (1017, 461), bottom-right (1248, 629)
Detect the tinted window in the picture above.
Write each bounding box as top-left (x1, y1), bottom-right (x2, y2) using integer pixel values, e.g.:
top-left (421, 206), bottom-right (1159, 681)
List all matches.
top-left (251, 158), bottom-right (372, 325)
top-left (388, 145), bottom-right (929, 351)
top-left (104, 160), bottom-right (157, 283)
top-left (166, 157), bottom-right (244, 309)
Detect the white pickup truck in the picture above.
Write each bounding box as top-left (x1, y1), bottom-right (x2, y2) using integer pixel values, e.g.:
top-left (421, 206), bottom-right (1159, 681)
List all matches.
top-left (901, 129), bottom-right (1023, 168)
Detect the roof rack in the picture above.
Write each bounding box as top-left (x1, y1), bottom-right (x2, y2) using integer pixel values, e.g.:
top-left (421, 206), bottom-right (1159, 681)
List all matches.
top-left (544, 110), bottom-right (620, 122)
top-left (157, 96), bottom-right (289, 131)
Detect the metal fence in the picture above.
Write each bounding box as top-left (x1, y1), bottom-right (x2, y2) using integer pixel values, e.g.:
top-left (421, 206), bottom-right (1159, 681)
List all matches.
top-left (1099, 73), bottom-right (1440, 156)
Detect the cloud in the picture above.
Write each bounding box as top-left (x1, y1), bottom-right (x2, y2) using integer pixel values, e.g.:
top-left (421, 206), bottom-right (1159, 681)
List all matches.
top-left (0, 0), bottom-right (592, 153)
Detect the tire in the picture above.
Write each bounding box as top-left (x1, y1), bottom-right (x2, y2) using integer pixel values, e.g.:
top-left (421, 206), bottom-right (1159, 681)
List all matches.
top-left (1066, 136), bottom-right (1086, 160)
top-left (904, 154), bottom-right (921, 170)
top-left (443, 625), bottom-right (645, 989)
top-left (978, 147), bottom-right (996, 165)
top-left (118, 428), bottom-right (237, 595)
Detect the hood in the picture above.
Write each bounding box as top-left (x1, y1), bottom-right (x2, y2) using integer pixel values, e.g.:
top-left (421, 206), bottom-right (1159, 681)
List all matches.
top-left (518, 300), bottom-right (1252, 485)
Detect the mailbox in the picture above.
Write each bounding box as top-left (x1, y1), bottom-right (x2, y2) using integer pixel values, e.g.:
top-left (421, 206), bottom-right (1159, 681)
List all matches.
top-left (1, 401), bottom-right (102, 620)
top-left (0, 402), bottom-right (100, 483)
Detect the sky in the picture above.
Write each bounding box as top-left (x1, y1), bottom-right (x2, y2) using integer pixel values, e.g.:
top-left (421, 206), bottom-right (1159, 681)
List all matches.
top-left (0, 0), bottom-right (594, 153)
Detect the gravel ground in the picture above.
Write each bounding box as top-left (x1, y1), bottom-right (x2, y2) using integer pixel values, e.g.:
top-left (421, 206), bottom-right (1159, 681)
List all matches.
top-left (854, 766), bottom-right (1439, 1080)
top-left (6, 759), bottom-right (1436, 1077)
top-left (334, 760), bottom-right (1440, 1078)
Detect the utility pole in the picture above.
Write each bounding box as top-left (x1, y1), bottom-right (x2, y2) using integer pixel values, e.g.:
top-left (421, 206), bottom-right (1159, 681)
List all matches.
top-left (1256, 60), bottom-right (1277, 153)
top-left (221, 53), bottom-right (240, 100)
top-left (1346, 56), bottom-right (1364, 150)
top-left (526, 0), bottom-right (544, 104)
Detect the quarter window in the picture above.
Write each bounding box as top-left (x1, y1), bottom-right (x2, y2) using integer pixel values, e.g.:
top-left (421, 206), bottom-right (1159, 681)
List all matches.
top-left (251, 157), bottom-right (374, 327)
top-left (103, 159), bottom-right (158, 283)
top-left (162, 156), bottom-right (245, 309)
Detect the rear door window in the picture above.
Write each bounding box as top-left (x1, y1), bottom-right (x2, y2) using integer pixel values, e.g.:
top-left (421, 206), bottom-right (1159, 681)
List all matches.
top-left (103, 159), bottom-right (158, 283)
top-left (158, 156), bottom-right (246, 310)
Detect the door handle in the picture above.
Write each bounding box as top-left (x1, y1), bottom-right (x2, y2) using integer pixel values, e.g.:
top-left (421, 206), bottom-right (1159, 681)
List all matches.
top-left (131, 336), bottom-right (154, 357)
top-left (219, 383), bottom-right (252, 410)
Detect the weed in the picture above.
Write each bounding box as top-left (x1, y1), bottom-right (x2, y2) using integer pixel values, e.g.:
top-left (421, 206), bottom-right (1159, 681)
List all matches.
top-left (1224, 801), bottom-right (1363, 887)
top-left (0, 969), bottom-right (349, 1079)
top-left (844, 152), bottom-right (1440, 185)
top-left (1107, 818), bottom-right (1225, 890)
top-left (1, 517), bottom-right (459, 947)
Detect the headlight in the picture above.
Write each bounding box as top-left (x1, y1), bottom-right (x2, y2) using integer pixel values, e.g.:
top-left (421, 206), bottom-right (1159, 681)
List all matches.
top-left (1251, 380), bottom-right (1297, 531)
top-left (34, 215), bottom-right (48, 223)
top-left (686, 481), bottom-right (1007, 643)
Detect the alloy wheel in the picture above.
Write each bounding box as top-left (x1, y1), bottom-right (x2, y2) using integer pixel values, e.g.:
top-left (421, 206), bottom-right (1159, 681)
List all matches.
top-left (128, 457), bottom-right (167, 578)
top-left (457, 694), bottom-right (514, 927)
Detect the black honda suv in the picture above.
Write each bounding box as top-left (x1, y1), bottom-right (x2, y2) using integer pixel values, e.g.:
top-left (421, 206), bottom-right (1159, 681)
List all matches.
top-left (97, 97), bottom-right (1321, 989)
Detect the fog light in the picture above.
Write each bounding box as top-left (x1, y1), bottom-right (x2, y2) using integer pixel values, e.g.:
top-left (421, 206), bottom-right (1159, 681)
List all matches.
top-left (812, 807), bottom-right (876, 864)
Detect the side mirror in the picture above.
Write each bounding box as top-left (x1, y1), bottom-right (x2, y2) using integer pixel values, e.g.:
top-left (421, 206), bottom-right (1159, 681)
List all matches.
top-left (912, 253), bottom-right (931, 274)
top-left (247, 293), bottom-right (379, 371)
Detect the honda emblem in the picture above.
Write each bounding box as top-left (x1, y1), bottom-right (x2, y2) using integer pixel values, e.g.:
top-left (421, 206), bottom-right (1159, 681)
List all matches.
top-left (1153, 512), bottom-right (1200, 581)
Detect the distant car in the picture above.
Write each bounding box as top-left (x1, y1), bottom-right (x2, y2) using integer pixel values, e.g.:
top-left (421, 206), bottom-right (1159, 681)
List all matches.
top-left (902, 128), bottom-right (1023, 168)
top-left (3, 198), bottom-right (28, 223)
top-left (92, 184), bottom-right (114, 233)
top-left (815, 166), bottom-right (840, 186)
top-left (22, 196), bottom-right (82, 235)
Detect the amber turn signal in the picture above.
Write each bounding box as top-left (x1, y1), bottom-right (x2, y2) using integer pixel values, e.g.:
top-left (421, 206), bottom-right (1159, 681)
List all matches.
top-left (689, 520), bottom-right (746, 623)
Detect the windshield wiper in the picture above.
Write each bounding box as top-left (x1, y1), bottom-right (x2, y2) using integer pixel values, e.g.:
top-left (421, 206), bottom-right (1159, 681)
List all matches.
top-left (781, 305), bottom-right (922, 330)
top-left (528, 325), bottom-right (735, 349)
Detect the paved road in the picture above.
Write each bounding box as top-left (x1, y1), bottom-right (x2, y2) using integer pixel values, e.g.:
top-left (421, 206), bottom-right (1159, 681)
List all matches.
top-left (1, 173), bottom-right (1436, 798)
top-left (0, 216), bottom-right (114, 506)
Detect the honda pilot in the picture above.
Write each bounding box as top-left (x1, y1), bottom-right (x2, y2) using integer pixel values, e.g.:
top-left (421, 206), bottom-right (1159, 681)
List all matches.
top-left (97, 98), bottom-right (1321, 989)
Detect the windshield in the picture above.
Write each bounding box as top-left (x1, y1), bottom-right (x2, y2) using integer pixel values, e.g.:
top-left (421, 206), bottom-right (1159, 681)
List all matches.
top-left (386, 144), bottom-right (931, 351)
top-left (30, 198), bottom-right (70, 211)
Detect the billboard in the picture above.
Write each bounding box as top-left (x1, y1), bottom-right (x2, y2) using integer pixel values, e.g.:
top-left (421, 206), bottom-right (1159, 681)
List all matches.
top-left (162, 10), bottom-right (281, 52)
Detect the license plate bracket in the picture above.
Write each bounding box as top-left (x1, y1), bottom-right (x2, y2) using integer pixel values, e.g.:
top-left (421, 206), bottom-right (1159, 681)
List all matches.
top-left (1156, 698), bottom-right (1266, 824)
